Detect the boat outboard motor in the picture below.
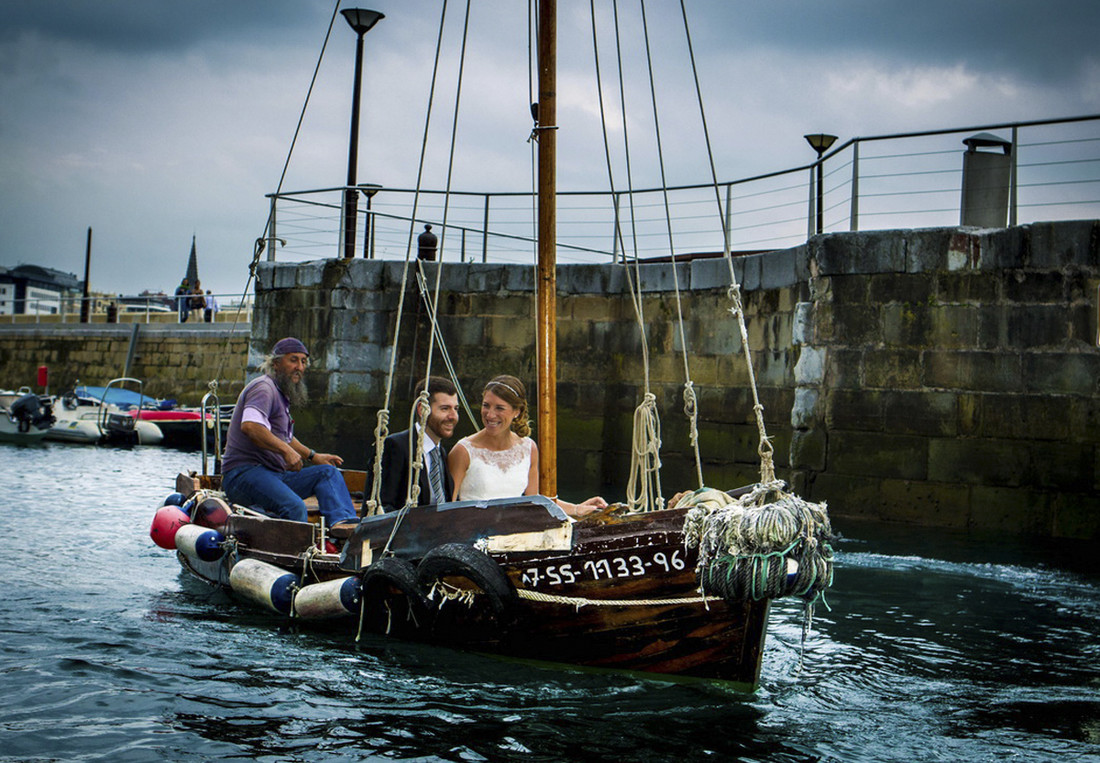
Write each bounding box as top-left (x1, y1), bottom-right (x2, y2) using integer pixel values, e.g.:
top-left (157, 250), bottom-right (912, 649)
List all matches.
top-left (9, 393), bottom-right (55, 432)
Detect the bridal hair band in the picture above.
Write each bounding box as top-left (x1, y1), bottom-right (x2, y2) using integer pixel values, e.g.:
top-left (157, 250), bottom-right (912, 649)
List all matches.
top-left (489, 381), bottom-right (522, 400)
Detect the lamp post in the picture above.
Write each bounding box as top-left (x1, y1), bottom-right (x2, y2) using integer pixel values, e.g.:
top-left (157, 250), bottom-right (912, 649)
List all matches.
top-left (804, 133), bottom-right (837, 235)
top-left (358, 183), bottom-right (382, 258)
top-left (341, 9), bottom-right (384, 259)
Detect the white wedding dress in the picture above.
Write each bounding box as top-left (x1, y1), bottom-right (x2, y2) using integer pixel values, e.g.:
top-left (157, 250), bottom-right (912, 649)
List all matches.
top-left (456, 436), bottom-right (534, 500)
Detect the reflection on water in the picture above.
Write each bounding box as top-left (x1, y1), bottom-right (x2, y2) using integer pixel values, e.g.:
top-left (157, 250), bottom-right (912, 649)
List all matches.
top-left (0, 443), bottom-right (1097, 762)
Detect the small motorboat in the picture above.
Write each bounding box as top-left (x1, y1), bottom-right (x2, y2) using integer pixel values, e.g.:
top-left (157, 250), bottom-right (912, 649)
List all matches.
top-left (0, 389), bottom-right (55, 444)
top-left (75, 384), bottom-right (226, 449)
top-left (50, 387), bottom-right (164, 445)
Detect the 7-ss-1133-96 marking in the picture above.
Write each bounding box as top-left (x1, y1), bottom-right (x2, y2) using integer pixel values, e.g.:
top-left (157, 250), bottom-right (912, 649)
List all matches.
top-left (521, 548), bottom-right (687, 588)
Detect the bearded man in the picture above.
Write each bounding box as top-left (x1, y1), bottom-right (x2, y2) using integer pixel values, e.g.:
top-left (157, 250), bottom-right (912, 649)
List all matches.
top-left (220, 337), bottom-right (358, 527)
top-left (377, 376), bottom-right (459, 511)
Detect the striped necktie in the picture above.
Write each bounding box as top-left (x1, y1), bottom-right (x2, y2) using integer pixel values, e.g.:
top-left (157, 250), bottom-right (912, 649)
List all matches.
top-left (428, 447), bottom-right (446, 504)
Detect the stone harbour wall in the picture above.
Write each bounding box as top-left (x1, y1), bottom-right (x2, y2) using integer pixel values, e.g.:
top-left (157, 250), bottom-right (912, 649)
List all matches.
top-left (251, 219), bottom-right (1100, 541)
top-left (0, 324), bottom-right (249, 405)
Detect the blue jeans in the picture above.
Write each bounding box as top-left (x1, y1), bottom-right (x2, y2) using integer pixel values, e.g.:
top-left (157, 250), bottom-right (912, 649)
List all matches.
top-left (222, 463), bottom-right (358, 526)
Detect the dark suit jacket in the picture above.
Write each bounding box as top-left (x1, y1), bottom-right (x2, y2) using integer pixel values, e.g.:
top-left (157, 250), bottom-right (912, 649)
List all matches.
top-left (378, 427), bottom-right (454, 512)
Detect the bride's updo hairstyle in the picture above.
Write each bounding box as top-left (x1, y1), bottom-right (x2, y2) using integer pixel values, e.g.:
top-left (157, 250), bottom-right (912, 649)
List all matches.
top-left (484, 375), bottom-right (531, 438)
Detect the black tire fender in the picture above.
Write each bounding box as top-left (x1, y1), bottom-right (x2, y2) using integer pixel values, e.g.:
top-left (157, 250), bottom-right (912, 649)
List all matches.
top-left (416, 543), bottom-right (518, 623)
top-left (360, 556), bottom-right (432, 636)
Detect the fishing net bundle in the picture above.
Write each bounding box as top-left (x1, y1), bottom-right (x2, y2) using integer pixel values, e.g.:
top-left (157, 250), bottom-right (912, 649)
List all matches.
top-left (679, 483), bottom-right (834, 605)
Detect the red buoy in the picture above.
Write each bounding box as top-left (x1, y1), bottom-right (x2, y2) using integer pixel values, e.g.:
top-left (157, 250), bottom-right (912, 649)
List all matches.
top-left (150, 505), bottom-right (191, 549)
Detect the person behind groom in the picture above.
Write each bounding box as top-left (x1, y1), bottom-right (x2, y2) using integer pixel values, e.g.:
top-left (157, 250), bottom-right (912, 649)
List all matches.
top-left (377, 376), bottom-right (459, 512)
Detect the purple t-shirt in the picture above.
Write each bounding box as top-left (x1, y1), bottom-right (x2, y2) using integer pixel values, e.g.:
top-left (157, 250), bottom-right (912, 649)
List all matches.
top-left (221, 374), bottom-right (294, 474)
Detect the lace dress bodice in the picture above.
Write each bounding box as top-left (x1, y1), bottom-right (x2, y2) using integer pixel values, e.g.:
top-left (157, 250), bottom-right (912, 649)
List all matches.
top-left (456, 436), bottom-right (533, 501)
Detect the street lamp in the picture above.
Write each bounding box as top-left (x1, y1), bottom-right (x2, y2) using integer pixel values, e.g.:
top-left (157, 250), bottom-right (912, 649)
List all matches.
top-left (804, 133), bottom-right (837, 235)
top-left (358, 183), bottom-right (382, 258)
top-left (341, 8), bottom-right (384, 259)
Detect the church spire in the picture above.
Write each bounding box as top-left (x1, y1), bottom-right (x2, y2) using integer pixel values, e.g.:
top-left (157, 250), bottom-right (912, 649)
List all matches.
top-left (185, 235), bottom-right (199, 285)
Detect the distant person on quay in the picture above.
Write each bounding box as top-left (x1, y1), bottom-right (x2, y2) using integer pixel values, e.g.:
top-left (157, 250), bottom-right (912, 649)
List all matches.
top-left (203, 290), bottom-right (218, 323)
top-left (220, 337), bottom-right (358, 528)
top-left (175, 278), bottom-right (190, 322)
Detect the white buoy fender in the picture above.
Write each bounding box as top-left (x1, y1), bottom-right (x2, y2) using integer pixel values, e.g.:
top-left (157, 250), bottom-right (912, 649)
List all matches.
top-left (228, 559), bottom-right (299, 615)
top-left (293, 576), bottom-right (362, 620)
top-left (175, 523), bottom-right (226, 562)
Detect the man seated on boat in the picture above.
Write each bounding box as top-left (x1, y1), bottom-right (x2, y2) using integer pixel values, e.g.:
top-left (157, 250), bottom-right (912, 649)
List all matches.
top-left (220, 337), bottom-right (358, 528)
top-left (376, 375), bottom-right (459, 511)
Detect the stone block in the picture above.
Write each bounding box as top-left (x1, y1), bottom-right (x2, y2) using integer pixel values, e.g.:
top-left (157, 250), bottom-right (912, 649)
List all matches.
top-left (296, 261), bottom-right (325, 288)
top-left (1051, 492), bottom-right (1100, 540)
top-left (829, 430), bottom-right (928, 480)
top-left (1029, 441), bottom-right (1094, 491)
top-left (883, 303), bottom-right (931, 348)
top-left (1005, 305), bottom-right (1072, 349)
top-left (1022, 353), bottom-right (1100, 395)
top-left (790, 427), bottom-right (827, 470)
top-left (970, 485), bottom-right (1054, 535)
top-left (637, 262), bottom-right (690, 293)
top-left (877, 478), bottom-right (969, 529)
top-left (927, 438), bottom-right (1030, 487)
top-left (976, 226), bottom-right (1027, 270)
top-left (814, 230), bottom-right (907, 275)
top-left (930, 304), bottom-right (979, 348)
top-left (864, 349), bottom-right (922, 389)
top-left (791, 387), bottom-right (820, 429)
top-left (924, 351), bottom-right (1023, 393)
top-left (1003, 270), bottom-right (1064, 303)
top-left (824, 348), bottom-right (862, 389)
top-left (689, 257), bottom-right (731, 291)
top-left (760, 247), bottom-right (799, 289)
top-left (870, 273), bottom-right (933, 304)
top-left (503, 264), bottom-right (535, 292)
top-left (937, 272), bottom-right (998, 304)
top-left (256, 262), bottom-right (275, 291)
top-left (882, 390), bottom-right (957, 437)
top-left (904, 228), bottom-right (956, 272)
top-left (1027, 219), bottom-right (1099, 269)
top-left (809, 473), bottom-right (885, 521)
top-left (826, 389), bottom-right (883, 431)
top-left (273, 265), bottom-right (298, 289)
top-left (559, 264), bottom-right (610, 294)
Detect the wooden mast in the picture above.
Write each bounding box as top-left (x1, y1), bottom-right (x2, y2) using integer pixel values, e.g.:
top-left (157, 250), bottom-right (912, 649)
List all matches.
top-left (536, 0), bottom-right (557, 497)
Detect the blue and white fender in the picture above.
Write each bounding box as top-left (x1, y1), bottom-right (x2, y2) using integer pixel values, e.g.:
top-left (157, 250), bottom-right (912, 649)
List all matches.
top-left (293, 576), bottom-right (362, 620)
top-left (174, 524), bottom-right (226, 562)
top-left (228, 559), bottom-right (299, 615)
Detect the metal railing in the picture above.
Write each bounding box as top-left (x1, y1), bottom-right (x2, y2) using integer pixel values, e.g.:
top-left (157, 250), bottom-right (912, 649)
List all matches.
top-left (0, 294), bottom-right (252, 324)
top-left (262, 114), bottom-right (1099, 265)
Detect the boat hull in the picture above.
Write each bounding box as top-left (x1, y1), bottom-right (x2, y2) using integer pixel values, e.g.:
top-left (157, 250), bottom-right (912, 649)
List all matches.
top-left (174, 489), bottom-right (770, 687)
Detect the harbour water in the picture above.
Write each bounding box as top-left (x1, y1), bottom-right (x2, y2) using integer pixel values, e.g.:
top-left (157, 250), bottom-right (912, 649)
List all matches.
top-left (1, 442), bottom-right (1097, 762)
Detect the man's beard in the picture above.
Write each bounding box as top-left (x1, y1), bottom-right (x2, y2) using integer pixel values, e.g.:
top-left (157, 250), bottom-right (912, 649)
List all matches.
top-left (273, 369), bottom-right (309, 407)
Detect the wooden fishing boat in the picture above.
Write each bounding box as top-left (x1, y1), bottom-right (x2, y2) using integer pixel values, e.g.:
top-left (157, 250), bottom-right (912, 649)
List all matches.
top-left (152, 1), bottom-right (834, 690)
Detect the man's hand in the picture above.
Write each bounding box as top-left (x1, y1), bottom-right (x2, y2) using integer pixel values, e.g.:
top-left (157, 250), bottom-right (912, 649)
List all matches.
top-left (284, 447), bottom-right (304, 471)
top-left (312, 452), bottom-right (344, 467)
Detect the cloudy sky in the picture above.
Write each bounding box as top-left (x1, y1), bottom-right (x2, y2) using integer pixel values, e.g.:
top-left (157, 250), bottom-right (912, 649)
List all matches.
top-left (1, 0), bottom-right (1097, 298)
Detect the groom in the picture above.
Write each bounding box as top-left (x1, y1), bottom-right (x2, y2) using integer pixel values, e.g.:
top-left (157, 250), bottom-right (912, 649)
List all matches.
top-left (377, 376), bottom-right (459, 512)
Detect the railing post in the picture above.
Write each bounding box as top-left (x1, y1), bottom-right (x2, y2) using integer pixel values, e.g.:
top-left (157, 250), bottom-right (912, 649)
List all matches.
top-left (611, 192), bottom-right (621, 264)
top-left (850, 140), bottom-right (860, 232)
top-left (1009, 126), bottom-right (1019, 227)
top-left (807, 167), bottom-right (816, 239)
top-left (267, 196), bottom-right (278, 262)
top-left (482, 194), bottom-right (490, 263)
top-left (724, 183), bottom-right (733, 255)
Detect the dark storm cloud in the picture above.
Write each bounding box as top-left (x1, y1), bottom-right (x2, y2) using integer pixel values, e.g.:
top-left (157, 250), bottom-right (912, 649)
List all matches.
top-left (692, 0), bottom-right (1100, 83)
top-left (0, 0), bottom-right (328, 52)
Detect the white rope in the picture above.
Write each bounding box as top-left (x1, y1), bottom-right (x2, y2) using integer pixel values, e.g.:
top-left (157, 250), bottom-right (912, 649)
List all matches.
top-left (638, 0), bottom-right (704, 490)
top-left (517, 587), bottom-right (720, 609)
top-left (676, 1), bottom-right (774, 483)
top-left (589, 0), bottom-right (664, 510)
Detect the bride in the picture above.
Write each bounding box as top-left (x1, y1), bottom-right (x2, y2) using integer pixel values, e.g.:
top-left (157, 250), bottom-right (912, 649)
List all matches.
top-left (448, 375), bottom-right (606, 518)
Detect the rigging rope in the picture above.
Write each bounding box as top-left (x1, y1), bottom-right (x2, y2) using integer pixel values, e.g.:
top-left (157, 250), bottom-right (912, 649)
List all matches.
top-left (591, 0), bottom-right (663, 512)
top-left (676, 0), bottom-right (775, 481)
top-left (638, 0), bottom-right (704, 490)
top-left (208, 1), bottom-right (343, 393)
top-left (382, 0), bottom-right (474, 557)
top-left (366, 0), bottom-right (451, 517)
